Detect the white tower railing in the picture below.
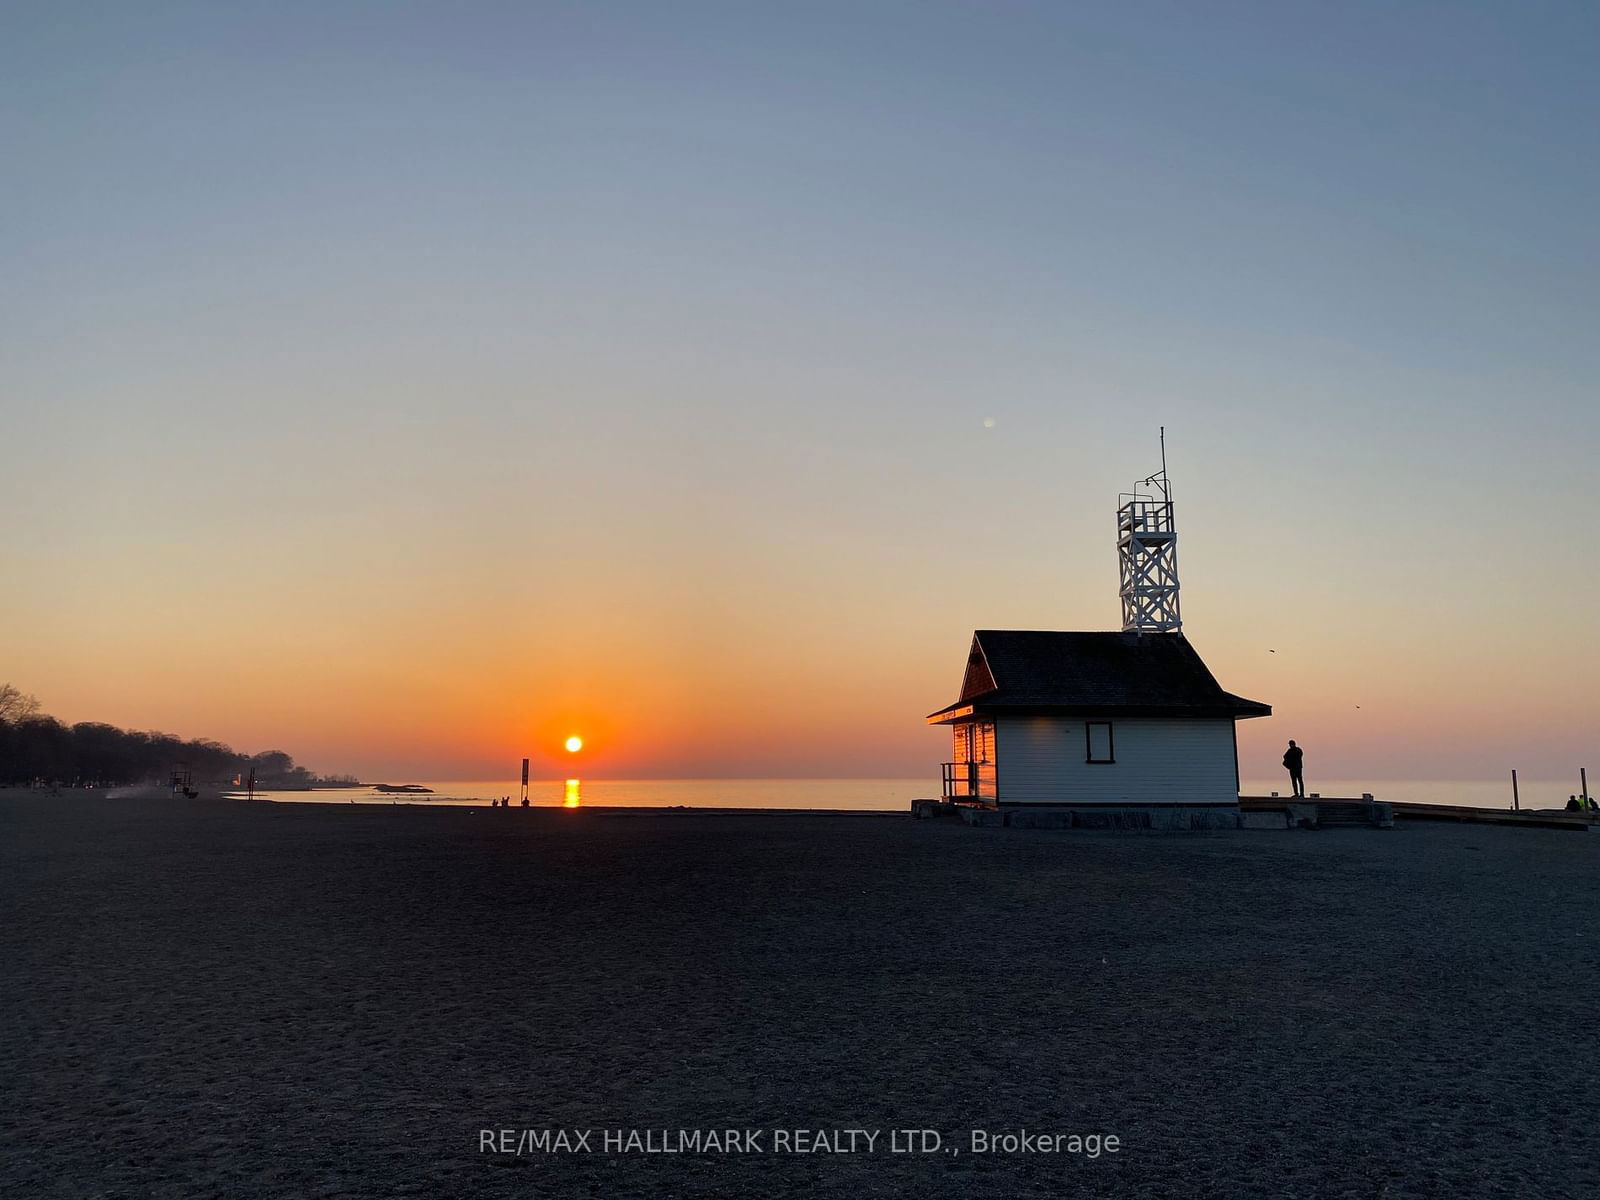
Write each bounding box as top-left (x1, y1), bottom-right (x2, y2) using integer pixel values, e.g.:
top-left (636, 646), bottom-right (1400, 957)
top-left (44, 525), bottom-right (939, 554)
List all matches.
top-left (1118, 432), bottom-right (1181, 633)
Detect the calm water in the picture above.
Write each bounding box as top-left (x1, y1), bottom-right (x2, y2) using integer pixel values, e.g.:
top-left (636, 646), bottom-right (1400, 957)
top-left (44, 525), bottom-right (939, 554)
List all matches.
top-left (248, 779), bottom-right (930, 811)
top-left (237, 777), bottom-right (1581, 812)
top-left (1240, 778), bottom-right (1581, 811)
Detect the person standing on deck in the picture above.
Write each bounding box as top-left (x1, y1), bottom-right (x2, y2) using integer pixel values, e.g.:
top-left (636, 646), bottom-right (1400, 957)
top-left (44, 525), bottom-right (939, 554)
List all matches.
top-left (1283, 741), bottom-right (1306, 798)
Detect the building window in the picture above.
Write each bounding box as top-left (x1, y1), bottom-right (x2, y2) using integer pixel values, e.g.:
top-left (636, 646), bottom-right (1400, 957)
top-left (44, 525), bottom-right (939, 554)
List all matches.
top-left (956, 723), bottom-right (993, 764)
top-left (1085, 722), bottom-right (1115, 764)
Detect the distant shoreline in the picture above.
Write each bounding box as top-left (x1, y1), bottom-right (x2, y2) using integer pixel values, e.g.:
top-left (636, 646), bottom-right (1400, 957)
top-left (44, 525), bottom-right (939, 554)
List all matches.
top-left (3, 784), bottom-right (1587, 825)
top-left (0, 788), bottom-right (905, 815)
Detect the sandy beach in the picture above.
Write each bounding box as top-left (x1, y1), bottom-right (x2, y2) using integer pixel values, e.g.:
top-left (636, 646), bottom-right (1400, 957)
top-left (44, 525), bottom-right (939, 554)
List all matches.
top-left (3, 791), bottom-right (1598, 1198)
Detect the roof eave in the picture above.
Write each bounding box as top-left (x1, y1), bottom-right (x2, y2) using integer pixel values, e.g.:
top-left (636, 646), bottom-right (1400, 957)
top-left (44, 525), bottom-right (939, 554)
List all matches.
top-left (933, 701), bottom-right (1272, 721)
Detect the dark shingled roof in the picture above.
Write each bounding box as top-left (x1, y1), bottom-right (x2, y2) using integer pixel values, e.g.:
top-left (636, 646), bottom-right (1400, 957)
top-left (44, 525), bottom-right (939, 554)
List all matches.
top-left (927, 630), bottom-right (1271, 721)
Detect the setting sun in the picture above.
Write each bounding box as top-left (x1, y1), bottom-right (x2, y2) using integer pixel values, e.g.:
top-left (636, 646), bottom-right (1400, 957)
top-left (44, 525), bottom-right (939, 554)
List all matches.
top-left (564, 736), bottom-right (583, 753)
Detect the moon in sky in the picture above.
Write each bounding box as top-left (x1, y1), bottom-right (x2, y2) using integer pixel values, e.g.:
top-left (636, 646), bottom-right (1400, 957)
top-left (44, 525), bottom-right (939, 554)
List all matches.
top-left (564, 735), bottom-right (583, 753)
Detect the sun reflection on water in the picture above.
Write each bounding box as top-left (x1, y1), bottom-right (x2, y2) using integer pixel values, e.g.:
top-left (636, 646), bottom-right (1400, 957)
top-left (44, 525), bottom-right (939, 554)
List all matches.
top-left (564, 779), bottom-right (581, 808)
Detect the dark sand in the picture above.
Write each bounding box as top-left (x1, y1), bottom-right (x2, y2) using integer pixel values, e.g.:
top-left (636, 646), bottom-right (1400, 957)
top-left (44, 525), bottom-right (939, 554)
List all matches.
top-left (3, 793), bottom-right (1598, 1199)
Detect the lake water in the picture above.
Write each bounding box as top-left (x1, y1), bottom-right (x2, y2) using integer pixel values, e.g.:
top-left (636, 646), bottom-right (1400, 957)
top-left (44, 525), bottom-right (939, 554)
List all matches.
top-left (248, 779), bottom-right (930, 811)
top-left (240, 776), bottom-right (1580, 812)
top-left (1240, 778), bottom-right (1579, 811)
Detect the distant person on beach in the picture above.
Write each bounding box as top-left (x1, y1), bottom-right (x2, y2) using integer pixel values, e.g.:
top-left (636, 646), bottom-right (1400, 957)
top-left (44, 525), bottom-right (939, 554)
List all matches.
top-left (1283, 741), bottom-right (1305, 798)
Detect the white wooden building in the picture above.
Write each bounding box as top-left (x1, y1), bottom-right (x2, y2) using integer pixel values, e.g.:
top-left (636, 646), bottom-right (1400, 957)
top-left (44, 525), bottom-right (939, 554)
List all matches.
top-left (927, 630), bottom-right (1270, 809)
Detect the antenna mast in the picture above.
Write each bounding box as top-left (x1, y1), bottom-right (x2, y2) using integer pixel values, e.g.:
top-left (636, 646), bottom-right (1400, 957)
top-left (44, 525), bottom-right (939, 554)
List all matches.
top-left (1117, 428), bottom-right (1182, 633)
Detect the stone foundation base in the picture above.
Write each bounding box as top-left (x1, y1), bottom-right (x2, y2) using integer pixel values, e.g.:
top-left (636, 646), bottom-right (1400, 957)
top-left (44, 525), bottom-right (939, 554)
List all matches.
top-left (969, 805), bottom-right (1242, 831)
top-left (914, 797), bottom-right (1398, 831)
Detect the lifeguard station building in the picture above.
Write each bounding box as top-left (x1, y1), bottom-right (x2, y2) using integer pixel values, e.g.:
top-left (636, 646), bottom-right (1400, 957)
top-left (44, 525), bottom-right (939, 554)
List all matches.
top-left (928, 629), bottom-right (1270, 808)
top-left (927, 440), bottom-right (1271, 813)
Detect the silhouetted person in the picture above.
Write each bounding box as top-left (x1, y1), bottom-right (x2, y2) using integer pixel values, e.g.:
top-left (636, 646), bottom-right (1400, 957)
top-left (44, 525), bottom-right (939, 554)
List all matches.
top-left (1283, 740), bottom-right (1305, 798)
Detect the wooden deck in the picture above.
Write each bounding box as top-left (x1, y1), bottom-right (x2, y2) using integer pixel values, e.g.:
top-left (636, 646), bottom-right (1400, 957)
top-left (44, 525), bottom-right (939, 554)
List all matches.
top-left (1240, 794), bottom-right (1597, 832)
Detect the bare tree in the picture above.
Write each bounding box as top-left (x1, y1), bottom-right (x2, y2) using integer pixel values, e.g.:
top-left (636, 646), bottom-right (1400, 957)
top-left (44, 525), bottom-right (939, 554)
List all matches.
top-left (0, 686), bottom-right (340, 787)
top-left (0, 683), bottom-right (41, 726)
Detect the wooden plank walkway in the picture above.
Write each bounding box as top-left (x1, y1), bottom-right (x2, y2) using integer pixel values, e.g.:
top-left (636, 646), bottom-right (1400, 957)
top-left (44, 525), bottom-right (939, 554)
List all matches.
top-left (1240, 794), bottom-right (1596, 832)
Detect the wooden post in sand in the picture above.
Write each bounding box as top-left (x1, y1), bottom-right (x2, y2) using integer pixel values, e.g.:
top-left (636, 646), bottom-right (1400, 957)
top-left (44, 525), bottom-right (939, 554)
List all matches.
top-left (1511, 769), bottom-right (1519, 811)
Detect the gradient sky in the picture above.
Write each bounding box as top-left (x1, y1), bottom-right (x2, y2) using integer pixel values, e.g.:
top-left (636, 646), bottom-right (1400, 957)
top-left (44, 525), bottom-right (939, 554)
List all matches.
top-left (4, 1), bottom-right (1597, 782)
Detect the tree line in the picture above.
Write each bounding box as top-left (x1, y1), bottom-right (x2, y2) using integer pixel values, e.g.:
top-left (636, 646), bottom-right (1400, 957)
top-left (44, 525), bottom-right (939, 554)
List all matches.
top-left (0, 683), bottom-right (351, 788)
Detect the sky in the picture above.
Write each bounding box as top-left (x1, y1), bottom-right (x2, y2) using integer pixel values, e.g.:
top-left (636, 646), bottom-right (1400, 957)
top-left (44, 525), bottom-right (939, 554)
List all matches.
top-left (3, 1), bottom-right (1597, 783)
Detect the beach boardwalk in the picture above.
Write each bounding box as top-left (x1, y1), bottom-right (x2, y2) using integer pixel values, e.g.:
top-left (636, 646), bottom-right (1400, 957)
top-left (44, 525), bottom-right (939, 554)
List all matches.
top-left (926, 630), bottom-right (1271, 828)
